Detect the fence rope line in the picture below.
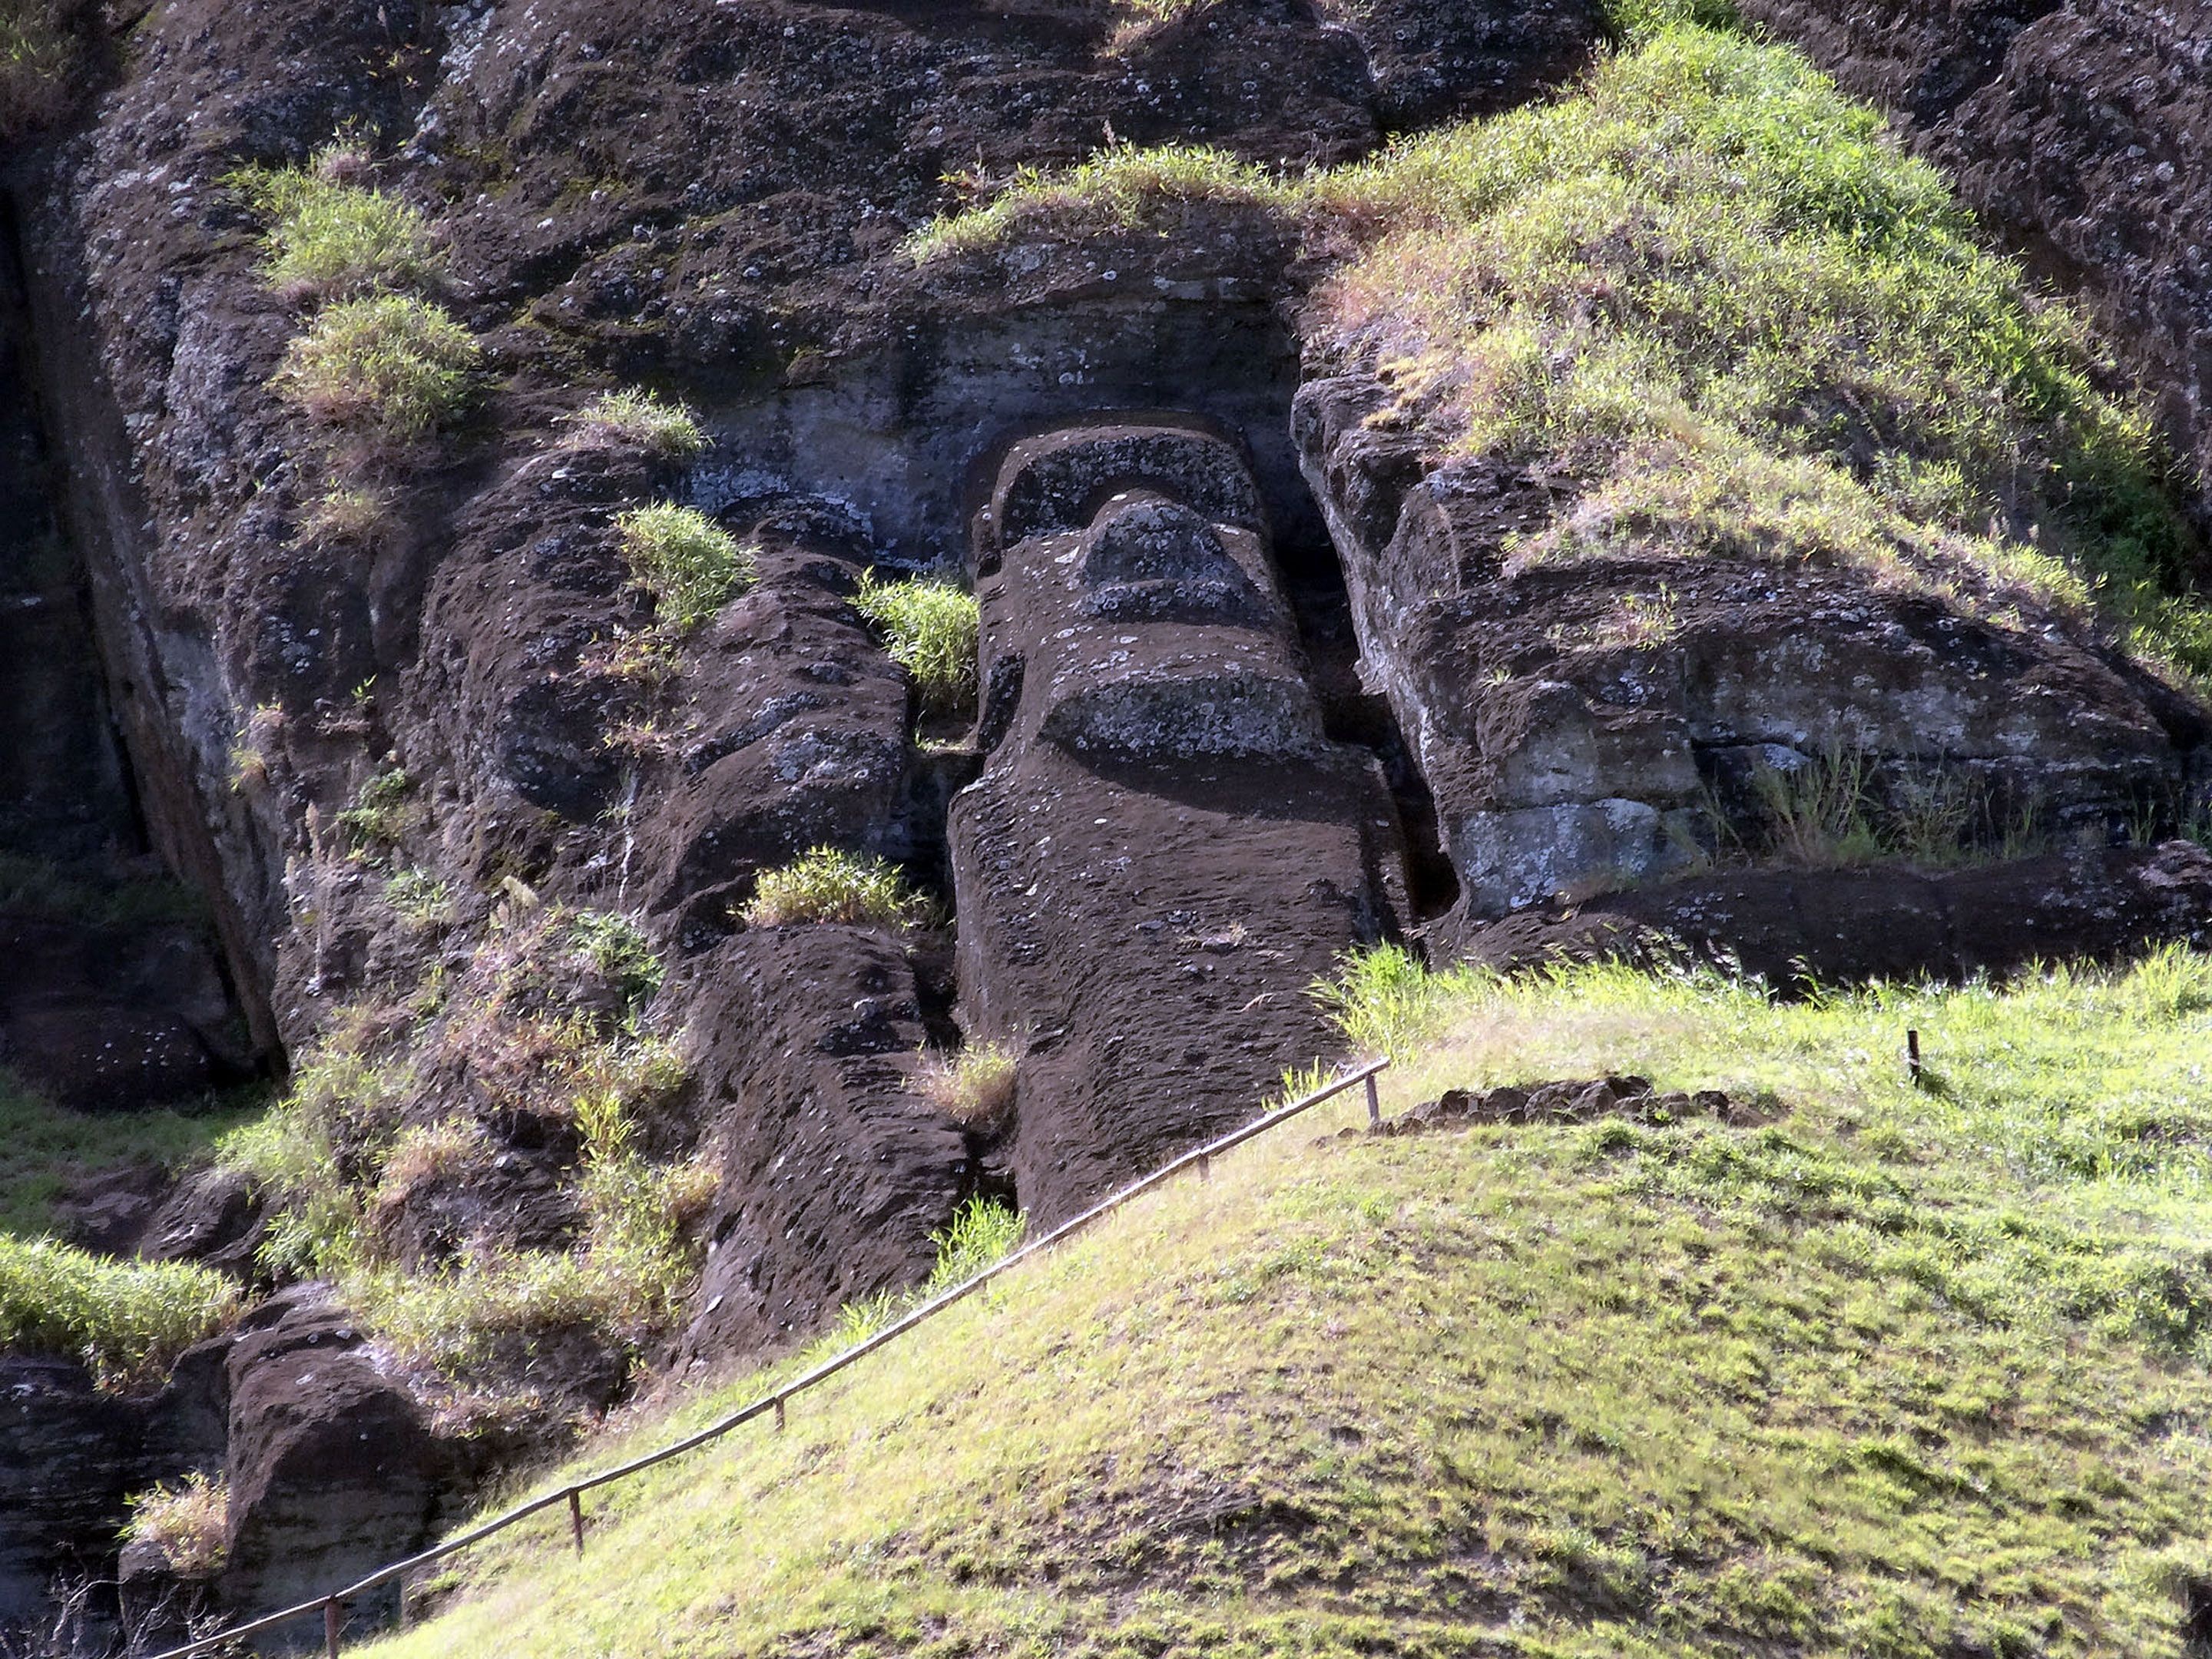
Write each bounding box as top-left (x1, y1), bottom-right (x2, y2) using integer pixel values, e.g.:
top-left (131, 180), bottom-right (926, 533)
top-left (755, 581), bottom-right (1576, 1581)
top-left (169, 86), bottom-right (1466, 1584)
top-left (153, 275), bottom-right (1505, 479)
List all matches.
top-left (149, 1056), bottom-right (1389, 1659)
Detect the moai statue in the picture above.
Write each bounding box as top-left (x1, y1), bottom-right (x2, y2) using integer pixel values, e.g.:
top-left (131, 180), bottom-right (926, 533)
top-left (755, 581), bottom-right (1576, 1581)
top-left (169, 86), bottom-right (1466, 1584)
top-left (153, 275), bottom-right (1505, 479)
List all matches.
top-left (948, 419), bottom-right (1409, 1221)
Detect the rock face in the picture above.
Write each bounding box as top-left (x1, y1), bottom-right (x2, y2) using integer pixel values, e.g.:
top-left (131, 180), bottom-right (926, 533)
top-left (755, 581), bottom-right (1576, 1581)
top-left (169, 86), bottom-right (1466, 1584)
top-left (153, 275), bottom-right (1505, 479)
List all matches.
top-left (1740, 0), bottom-right (2212, 530)
top-left (1466, 840), bottom-right (2212, 986)
top-left (2, 0), bottom-right (2208, 1641)
top-left (0, 1356), bottom-right (150, 1625)
top-left (1294, 372), bottom-right (2212, 923)
top-left (220, 1290), bottom-right (444, 1636)
top-left (951, 420), bottom-right (1406, 1221)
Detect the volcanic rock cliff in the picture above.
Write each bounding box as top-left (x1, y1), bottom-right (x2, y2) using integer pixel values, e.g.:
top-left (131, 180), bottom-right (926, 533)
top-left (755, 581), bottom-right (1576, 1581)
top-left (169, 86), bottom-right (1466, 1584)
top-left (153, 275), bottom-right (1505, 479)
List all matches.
top-left (0, 0), bottom-right (2206, 1645)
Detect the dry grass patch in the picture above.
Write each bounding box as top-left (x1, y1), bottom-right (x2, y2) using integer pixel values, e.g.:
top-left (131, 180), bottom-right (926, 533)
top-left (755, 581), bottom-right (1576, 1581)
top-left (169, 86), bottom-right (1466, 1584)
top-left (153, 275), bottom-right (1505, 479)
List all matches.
top-left (123, 1473), bottom-right (228, 1577)
top-left (912, 1041), bottom-right (1018, 1130)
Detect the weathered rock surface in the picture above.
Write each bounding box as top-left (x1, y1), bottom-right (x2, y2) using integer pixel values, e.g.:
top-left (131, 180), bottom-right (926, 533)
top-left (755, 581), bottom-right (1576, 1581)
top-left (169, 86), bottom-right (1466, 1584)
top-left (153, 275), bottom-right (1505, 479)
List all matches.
top-left (1742, 0), bottom-right (2212, 528)
top-left (952, 422), bottom-right (1407, 1221)
top-left (1462, 840), bottom-right (2212, 988)
top-left (1295, 371), bottom-right (2212, 922)
top-left (220, 1290), bottom-right (442, 1635)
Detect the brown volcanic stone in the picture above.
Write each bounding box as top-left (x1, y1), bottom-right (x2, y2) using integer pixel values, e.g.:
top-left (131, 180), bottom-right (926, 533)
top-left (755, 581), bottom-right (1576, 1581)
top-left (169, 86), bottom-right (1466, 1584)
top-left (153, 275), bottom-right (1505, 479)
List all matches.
top-left (950, 422), bottom-right (1407, 1224)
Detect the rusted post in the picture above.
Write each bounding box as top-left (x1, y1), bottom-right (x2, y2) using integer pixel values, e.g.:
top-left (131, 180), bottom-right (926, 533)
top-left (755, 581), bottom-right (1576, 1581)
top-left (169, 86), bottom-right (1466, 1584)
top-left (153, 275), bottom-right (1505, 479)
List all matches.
top-left (773, 1396), bottom-right (786, 1432)
top-left (323, 1598), bottom-right (340, 1659)
top-left (1365, 1071), bottom-right (1382, 1129)
top-left (1906, 1028), bottom-right (1922, 1086)
top-left (1197, 1151), bottom-right (1210, 1183)
top-left (568, 1488), bottom-right (585, 1555)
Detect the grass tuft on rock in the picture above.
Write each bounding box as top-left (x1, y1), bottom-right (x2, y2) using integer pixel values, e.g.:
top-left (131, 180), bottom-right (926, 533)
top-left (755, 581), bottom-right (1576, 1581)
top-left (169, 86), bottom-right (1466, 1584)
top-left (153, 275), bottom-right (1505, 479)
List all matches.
top-left (562, 389), bottom-right (709, 459)
top-left (122, 1472), bottom-right (229, 1576)
top-left (742, 847), bottom-right (931, 932)
top-left (273, 294), bottom-right (479, 452)
top-left (234, 149), bottom-right (443, 304)
top-left (852, 571), bottom-right (979, 716)
top-left (0, 1236), bottom-right (241, 1389)
top-left (617, 505), bottom-right (755, 631)
top-left (912, 1040), bottom-right (1017, 1130)
top-left (362, 944), bottom-right (2212, 1659)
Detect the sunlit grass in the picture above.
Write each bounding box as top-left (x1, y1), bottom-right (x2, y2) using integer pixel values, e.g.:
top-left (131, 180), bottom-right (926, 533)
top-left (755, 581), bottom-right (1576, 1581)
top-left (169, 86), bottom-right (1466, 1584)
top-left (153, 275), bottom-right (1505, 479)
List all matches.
top-left (363, 946), bottom-right (2212, 1659)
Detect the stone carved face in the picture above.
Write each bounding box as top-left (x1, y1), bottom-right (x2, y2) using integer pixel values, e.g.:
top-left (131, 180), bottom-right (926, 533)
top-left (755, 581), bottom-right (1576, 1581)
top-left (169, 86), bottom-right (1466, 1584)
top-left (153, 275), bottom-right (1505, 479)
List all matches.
top-left (981, 424), bottom-right (1324, 764)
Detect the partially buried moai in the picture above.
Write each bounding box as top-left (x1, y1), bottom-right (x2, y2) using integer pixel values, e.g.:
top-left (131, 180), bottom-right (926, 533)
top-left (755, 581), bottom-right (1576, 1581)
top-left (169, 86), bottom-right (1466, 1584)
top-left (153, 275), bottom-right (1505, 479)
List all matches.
top-left (947, 419), bottom-right (1409, 1222)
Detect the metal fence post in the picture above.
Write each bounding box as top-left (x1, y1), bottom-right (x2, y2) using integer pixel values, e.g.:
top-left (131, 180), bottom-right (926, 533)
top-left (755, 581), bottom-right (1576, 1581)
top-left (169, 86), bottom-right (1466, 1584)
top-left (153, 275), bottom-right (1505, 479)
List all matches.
top-left (323, 1598), bottom-right (340, 1658)
top-left (568, 1488), bottom-right (584, 1555)
top-left (1906, 1028), bottom-right (1922, 1086)
top-left (1365, 1070), bottom-right (1382, 1128)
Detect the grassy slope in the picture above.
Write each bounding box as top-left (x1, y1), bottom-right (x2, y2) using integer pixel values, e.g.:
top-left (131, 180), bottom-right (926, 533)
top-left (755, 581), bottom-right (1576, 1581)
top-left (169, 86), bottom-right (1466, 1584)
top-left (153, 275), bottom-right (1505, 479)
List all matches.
top-left (0, 1069), bottom-right (259, 1238)
top-left (367, 951), bottom-right (2212, 1659)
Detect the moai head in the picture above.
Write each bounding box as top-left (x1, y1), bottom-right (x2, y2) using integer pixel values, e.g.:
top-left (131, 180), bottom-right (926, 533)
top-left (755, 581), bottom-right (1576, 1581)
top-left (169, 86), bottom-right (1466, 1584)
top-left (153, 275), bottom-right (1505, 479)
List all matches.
top-left (976, 420), bottom-right (1326, 765)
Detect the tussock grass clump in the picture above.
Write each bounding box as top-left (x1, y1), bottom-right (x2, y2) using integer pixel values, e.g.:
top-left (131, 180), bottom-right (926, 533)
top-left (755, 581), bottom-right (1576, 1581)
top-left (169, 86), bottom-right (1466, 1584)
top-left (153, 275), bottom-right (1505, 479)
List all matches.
top-left (122, 1473), bottom-right (228, 1576)
top-left (235, 149), bottom-right (443, 304)
top-left (568, 909), bottom-right (664, 1010)
top-left (852, 572), bottom-right (979, 715)
top-left (742, 847), bottom-right (930, 931)
top-left (913, 1041), bottom-right (1017, 1129)
top-left (273, 295), bottom-right (479, 450)
top-left (617, 505), bottom-right (756, 631)
top-left (0, 1237), bottom-right (241, 1389)
top-left (563, 389), bottom-right (709, 460)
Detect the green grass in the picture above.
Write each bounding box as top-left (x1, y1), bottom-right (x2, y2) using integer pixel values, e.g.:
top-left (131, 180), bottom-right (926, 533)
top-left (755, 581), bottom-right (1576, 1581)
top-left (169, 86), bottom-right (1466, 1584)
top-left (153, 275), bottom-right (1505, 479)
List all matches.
top-left (742, 846), bottom-right (932, 931)
top-left (909, 28), bottom-right (2207, 679)
top-left (273, 293), bottom-right (480, 450)
top-left (0, 1068), bottom-right (263, 1240)
top-left (852, 572), bottom-right (980, 716)
top-left (233, 148), bottom-right (443, 304)
top-left (356, 943), bottom-right (2212, 1658)
top-left (0, 1234), bottom-right (241, 1389)
top-left (561, 389), bottom-right (709, 459)
top-left (617, 504), bottom-right (757, 632)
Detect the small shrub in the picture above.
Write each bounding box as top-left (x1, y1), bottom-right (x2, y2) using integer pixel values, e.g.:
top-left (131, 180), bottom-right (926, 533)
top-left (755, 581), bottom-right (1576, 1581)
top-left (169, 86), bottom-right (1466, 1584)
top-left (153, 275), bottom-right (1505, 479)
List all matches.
top-left (121, 1474), bottom-right (228, 1577)
top-left (914, 1041), bottom-right (1018, 1130)
top-left (0, 1237), bottom-right (242, 1389)
top-left (853, 572), bottom-right (980, 716)
top-left (568, 909), bottom-right (664, 1009)
top-left (743, 847), bottom-right (930, 931)
top-left (273, 294), bottom-right (479, 449)
top-left (617, 505), bottom-right (756, 631)
top-left (237, 154), bottom-right (442, 304)
top-left (563, 389), bottom-right (708, 459)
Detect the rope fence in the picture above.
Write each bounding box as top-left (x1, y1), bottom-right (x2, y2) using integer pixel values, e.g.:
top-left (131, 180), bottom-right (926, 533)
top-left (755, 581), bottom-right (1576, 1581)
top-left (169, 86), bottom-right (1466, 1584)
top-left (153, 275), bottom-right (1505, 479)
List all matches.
top-left (150, 1056), bottom-right (1390, 1659)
